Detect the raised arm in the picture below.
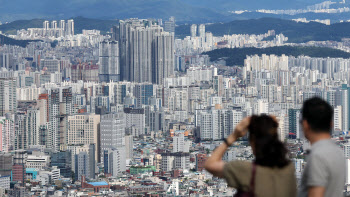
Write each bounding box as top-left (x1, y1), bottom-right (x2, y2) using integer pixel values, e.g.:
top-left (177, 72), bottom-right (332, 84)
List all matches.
top-left (204, 117), bottom-right (251, 178)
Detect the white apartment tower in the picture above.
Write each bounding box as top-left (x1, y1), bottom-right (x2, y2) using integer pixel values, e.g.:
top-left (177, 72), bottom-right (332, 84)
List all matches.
top-left (190, 24), bottom-right (197, 37)
top-left (66, 19), bottom-right (74, 36)
top-left (198, 24), bottom-right (205, 38)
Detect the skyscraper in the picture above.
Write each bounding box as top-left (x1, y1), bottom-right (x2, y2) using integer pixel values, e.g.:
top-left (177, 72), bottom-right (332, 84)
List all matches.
top-left (26, 109), bottom-right (40, 148)
top-left (119, 19), bottom-right (174, 84)
top-left (98, 40), bottom-right (120, 82)
top-left (100, 113), bottom-right (125, 161)
top-left (51, 21), bottom-right (57, 29)
top-left (59, 20), bottom-right (65, 37)
top-left (152, 32), bottom-right (175, 84)
top-left (67, 114), bottom-right (100, 162)
top-left (190, 24), bottom-right (197, 37)
top-left (198, 24), bottom-right (205, 38)
top-left (112, 25), bottom-right (119, 41)
top-left (43, 21), bottom-right (49, 30)
top-left (0, 78), bottom-right (17, 116)
top-left (0, 113), bottom-right (15, 152)
top-left (66, 19), bottom-right (74, 36)
top-left (164, 16), bottom-right (175, 33)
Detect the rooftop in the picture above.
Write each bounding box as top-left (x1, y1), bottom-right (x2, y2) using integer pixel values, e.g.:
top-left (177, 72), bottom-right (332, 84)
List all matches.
top-left (87, 181), bottom-right (109, 186)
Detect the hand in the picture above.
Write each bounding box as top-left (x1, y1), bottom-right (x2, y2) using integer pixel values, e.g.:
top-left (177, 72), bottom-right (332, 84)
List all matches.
top-left (233, 117), bottom-right (251, 138)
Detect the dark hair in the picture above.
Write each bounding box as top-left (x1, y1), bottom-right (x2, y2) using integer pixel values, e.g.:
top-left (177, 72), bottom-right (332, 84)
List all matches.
top-left (302, 97), bottom-right (333, 133)
top-left (249, 115), bottom-right (289, 168)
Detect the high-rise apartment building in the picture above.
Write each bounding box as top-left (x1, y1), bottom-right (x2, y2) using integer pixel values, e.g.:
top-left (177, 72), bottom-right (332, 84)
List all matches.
top-left (51, 21), bottom-right (57, 29)
top-left (164, 17), bottom-right (175, 33)
top-left (0, 78), bottom-right (17, 116)
top-left (66, 19), bottom-right (74, 36)
top-left (190, 24), bottom-right (197, 37)
top-left (152, 32), bottom-right (175, 84)
top-left (198, 24), bottom-right (205, 38)
top-left (0, 113), bottom-right (15, 152)
top-left (98, 40), bottom-right (120, 82)
top-left (119, 19), bottom-right (174, 84)
top-left (43, 21), bottom-right (49, 30)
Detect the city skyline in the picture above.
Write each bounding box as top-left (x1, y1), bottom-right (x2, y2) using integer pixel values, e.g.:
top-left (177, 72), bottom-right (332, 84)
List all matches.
top-left (1, 1), bottom-right (350, 196)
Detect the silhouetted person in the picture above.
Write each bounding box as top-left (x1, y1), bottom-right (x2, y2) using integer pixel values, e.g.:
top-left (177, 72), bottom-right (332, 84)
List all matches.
top-left (299, 97), bottom-right (345, 197)
top-left (205, 115), bottom-right (296, 197)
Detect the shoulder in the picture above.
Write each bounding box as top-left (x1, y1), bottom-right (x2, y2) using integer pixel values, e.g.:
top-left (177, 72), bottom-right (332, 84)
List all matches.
top-left (311, 141), bottom-right (343, 161)
top-left (223, 161), bottom-right (252, 188)
top-left (224, 160), bottom-right (252, 174)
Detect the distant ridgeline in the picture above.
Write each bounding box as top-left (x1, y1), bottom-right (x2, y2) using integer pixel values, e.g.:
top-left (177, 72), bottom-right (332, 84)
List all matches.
top-left (203, 46), bottom-right (350, 66)
top-left (176, 18), bottom-right (350, 43)
top-left (0, 34), bottom-right (38, 47)
top-left (0, 16), bottom-right (119, 35)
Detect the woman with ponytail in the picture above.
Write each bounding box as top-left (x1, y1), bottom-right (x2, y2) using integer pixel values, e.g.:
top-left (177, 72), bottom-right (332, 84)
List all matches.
top-left (204, 115), bottom-right (296, 197)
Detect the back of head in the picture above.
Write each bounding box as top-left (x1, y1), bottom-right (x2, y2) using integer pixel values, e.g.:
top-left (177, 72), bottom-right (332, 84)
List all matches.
top-left (302, 97), bottom-right (333, 133)
top-left (249, 115), bottom-right (289, 168)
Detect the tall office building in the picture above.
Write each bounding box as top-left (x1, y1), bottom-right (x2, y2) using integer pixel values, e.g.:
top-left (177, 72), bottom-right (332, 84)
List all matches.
top-left (0, 78), bottom-right (17, 116)
top-left (152, 32), bottom-right (175, 84)
top-left (190, 24), bottom-right (197, 37)
top-left (75, 152), bottom-right (90, 181)
top-left (98, 40), bottom-right (120, 82)
top-left (67, 114), bottom-right (100, 162)
top-left (51, 151), bottom-right (72, 178)
top-left (100, 113), bottom-right (125, 161)
top-left (124, 108), bottom-right (145, 136)
top-left (198, 24), bottom-right (205, 38)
